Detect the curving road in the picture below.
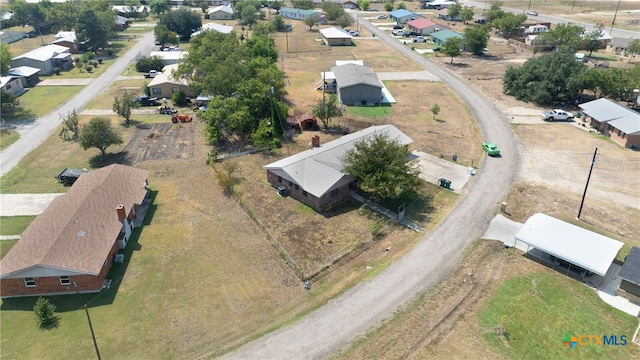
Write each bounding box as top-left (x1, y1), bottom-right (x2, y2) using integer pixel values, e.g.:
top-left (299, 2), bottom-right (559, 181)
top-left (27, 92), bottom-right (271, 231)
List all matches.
top-left (0, 32), bottom-right (156, 177)
top-left (223, 16), bottom-right (520, 359)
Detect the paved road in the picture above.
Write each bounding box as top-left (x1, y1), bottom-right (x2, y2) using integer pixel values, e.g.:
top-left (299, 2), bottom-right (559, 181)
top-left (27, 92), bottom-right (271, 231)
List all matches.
top-left (223, 16), bottom-right (520, 360)
top-left (0, 31), bottom-right (156, 177)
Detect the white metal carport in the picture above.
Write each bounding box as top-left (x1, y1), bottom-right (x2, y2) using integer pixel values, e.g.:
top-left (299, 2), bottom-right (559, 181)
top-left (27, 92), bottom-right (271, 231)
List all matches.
top-left (514, 213), bottom-right (624, 278)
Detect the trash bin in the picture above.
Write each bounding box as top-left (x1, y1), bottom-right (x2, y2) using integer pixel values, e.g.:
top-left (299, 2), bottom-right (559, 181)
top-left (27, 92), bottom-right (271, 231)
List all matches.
top-left (452, 154), bottom-right (457, 161)
top-left (443, 179), bottom-right (451, 189)
top-left (277, 186), bottom-right (286, 196)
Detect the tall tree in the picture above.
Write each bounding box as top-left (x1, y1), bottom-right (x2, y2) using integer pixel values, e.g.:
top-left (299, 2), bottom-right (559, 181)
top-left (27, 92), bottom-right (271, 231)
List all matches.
top-left (149, 0), bottom-right (170, 17)
top-left (583, 22), bottom-right (605, 58)
top-left (79, 117), bottom-right (124, 156)
top-left (312, 94), bottom-right (342, 128)
top-left (0, 43), bottom-right (11, 75)
top-left (485, 2), bottom-right (506, 23)
top-left (45, 1), bottom-right (78, 32)
top-left (270, 1), bottom-right (284, 12)
top-left (464, 25), bottom-right (489, 55)
top-left (627, 39), bottom-right (640, 63)
top-left (292, 0), bottom-right (314, 10)
top-left (154, 23), bottom-right (179, 47)
top-left (342, 132), bottom-right (422, 200)
top-left (460, 7), bottom-right (474, 24)
top-left (336, 13), bottom-right (354, 29)
top-left (442, 37), bottom-right (461, 63)
top-left (58, 109), bottom-right (80, 141)
top-left (75, 0), bottom-right (114, 53)
top-left (396, 2), bottom-right (406, 10)
top-left (125, 0), bottom-right (142, 20)
top-left (241, 4), bottom-right (258, 29)
top-left (358, 0), bottom-right (370, 11)
top-left (493, 12), bottom-right (527, 39)
top-left (448, 3), bottom-right (462, 18)
top-left (321, 2), bottom-right (345, 22)
top-left (272, 14), bottom-right (286, 31)
top-left (384, 2), bottom-right (393, 11)
top-left (533, 23), bottom-right (585, 53)
top-left (112, 92), bottom-right (140, 124)
top-left (303, 14), bottom-right (319, 30)
top-left (159, 8), bottom-right (202, 40)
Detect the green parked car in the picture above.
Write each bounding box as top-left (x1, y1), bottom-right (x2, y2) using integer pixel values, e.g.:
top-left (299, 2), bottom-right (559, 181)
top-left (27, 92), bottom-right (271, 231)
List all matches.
top-left (482, 142), bottom-right (500, 156)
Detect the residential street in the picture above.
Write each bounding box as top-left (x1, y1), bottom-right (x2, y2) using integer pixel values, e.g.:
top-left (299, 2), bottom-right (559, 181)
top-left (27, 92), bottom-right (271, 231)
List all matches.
top-left (0, 31), bottom-right (156, 176)
top-left (223, 16), bottom-right (520, 359)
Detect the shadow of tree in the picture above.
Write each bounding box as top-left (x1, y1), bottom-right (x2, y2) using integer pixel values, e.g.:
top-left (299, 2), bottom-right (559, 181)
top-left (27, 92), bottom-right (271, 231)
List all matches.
top-left (1, 106), bottom-right (37, 125)
top-left (39, 316), bottom-right (60, 330)
top-left (88, 151), bottom-right (130, 168)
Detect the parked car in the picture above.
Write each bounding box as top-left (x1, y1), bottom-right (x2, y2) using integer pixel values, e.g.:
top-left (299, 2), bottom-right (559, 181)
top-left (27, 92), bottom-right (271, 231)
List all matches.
top-left (412, 36), bottom-right (427, 43)
top-left (432, 47), bottom-right (441, 52)
top-left (393, 25), bottom-right (403, 29)
top-left (527, 10), bottom-right (538, 16)
top-left (392, 30), bottom-right (405, 36)
top-left (348, 30), bottom-right (360, 36)
top-left (541, 109), bottom-right (574, 121)
top-left (377, 15), bottom-right (388, 19)
top-left (482, 142), bottom-right (500, 156)
top-left (137, 95), bottom-right (159, 106)
top-left (403, 31), bottom-right (420, 37)
top-left (144, 70), bottom-right (158, 78)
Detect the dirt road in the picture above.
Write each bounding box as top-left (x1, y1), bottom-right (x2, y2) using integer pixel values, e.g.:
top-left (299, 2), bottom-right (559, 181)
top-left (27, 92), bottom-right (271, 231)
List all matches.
top-left (0, 32), bottom-right (156, 176)
top-left (222, 17), bottom-right (520, 360)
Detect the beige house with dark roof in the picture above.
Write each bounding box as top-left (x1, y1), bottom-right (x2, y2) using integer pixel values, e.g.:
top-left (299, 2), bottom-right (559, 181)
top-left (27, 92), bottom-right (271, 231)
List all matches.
top-left (0, 164), bottom-right (150, 298)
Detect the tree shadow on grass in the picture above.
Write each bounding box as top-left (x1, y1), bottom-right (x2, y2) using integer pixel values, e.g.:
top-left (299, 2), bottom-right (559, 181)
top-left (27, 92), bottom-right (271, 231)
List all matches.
top-left (88, 151), bottom-right (130, 168)
top-left (1, 107), bottom-right (37, 126)
top-left (448, 62), bottom-right (469, 68)
top-left (39, 316), bottom-right (60, 331)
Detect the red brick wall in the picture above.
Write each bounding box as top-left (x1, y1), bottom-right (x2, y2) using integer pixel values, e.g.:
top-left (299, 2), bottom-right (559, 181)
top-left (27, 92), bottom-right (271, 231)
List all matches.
top-left (266, 170), bottom-right (351, 210)
top-left (0, 241), bottom-right (119, 298)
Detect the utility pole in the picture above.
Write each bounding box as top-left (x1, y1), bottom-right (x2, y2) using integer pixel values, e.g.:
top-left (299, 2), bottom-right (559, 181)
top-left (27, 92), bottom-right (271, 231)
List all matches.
top-left (84, 305), bottom-right (102, 360)
top-left (577, 147), bottom-right (597, 219)
top-left (611, 0), bottom-right (622, 34)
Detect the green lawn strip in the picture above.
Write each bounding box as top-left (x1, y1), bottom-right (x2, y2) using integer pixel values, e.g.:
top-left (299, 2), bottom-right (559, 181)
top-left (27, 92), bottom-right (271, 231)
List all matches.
top-left (0, 216), bottom-right (37, 236)
top-left (479, 271), bottom-right (639, 359)
top-left (345, 104), bottom-right (393, 118)
top-left (586, 52), bottom-right (620, 61)
top-left (0, 129), bottom-right (20, 151)
top-left (0, 239), bottom-right (19, 260)
top-left (5, 86), bottom-right (83, 120)
top-left (84, 79), bottom-right (148, 109)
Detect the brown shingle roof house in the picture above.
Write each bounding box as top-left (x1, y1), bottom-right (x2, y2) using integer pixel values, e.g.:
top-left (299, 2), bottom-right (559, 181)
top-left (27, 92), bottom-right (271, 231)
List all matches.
top-left (0, 164), bottom-right (149, 298)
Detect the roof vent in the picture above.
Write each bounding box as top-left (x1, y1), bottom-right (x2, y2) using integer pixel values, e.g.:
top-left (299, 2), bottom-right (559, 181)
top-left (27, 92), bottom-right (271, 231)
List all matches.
top-left (78, 231), bottom-right (85, 237)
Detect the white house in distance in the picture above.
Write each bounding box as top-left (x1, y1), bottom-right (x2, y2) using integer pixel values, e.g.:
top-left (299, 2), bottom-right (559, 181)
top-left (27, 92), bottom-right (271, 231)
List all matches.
top-left (149, 50), bottom-right (188, 66)
top-left (191, 22), bottom-right (234, 37)
top-left (279, 7), bottom-right (325, 22)
top-left (207, 4), bottom-right (233, 20)
top-left (319, 27), bottom-right (353, 46)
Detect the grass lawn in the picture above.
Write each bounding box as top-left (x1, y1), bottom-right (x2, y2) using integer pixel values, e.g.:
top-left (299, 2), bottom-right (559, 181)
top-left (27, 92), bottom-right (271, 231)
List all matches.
top-left (345, 105), bottom-right (393, 119)
top-left (0, 216), bottom-right (36, 236)
top-left (587, 52), bottom-right (620, 62)
top-left (84, 79), bottom-right (151, 109)
top-left (3, 87), bottom-right (83, 121)
top-left (479, 271), bottom-right (639, 359)
top-left (0, 129), bottom-right (20, 151)
top-left (0, 240), bottom-right (19, 260)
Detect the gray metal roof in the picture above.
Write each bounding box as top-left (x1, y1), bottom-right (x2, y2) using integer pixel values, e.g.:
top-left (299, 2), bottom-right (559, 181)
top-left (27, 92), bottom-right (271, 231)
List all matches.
top-left (331, 64), bottom-right (382, 90)
top-left (263, 125), bottom-right (412, 198)
top-left (579, 98), bottom-right (640, 135)
top-left (620, 247), bottom-right (640, 285)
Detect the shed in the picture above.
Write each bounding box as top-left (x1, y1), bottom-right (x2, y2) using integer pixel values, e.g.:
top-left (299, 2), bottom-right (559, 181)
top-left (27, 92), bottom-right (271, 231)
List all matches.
top-left (514, 213), bottom-right (624, 279)
top-left (618, 247), bottom-right (640, 303)
top-left (55, 168), bottom-right (89, 186)
top-left (319, 27), bottom-right (353, 46)
top-left (430, 29), bottom-right (464, 46)
top-left (332, 64), bottom-right (382, 106)
top-left (7, 66), bottom-right (41, 87)
top-left (299, 113), bottom-right (318, 130)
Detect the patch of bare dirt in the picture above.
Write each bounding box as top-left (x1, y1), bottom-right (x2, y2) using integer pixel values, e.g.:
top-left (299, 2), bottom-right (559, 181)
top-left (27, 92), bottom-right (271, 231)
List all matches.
top-left (122, 122), bottom-right (196, 163)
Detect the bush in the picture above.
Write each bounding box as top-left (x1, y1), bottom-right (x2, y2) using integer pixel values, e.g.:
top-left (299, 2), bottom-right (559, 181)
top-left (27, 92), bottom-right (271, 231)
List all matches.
top-left (107, 49), bottom-right (113, 56)
top-left (142, 81), bottom-right (150, 96)
top-left (91, 60), bottom-right (98, 67)
top-left (81, 52), bottom-right (95, 63)
top-left (171, 90), bottom-right (187, 106)
top-left (53, 67), bottom-right (61, 75)
top-left (33, 297), bottom-right (57, 328)
top-left (85, 65), bottom-right (93, 73)
top-left (135, 55), bottom-right (165, 73)
top-left (98, 58), bottom-right (103, 64)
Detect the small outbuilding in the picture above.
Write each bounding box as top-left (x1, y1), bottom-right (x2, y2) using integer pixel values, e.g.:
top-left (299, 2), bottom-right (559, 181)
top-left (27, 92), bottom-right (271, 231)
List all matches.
top-left (618, 247), bottom-right (640, 304)
top-left (332, 63), bottom-right (383, 106)
top-left (7, 66), bottom-right (41, 88)
top-left (319, 27), bottom-right (353, 46)
top-left (299, 113), bottom-right (318, 130)
top-left (55, 168), bottom-right (89, 186)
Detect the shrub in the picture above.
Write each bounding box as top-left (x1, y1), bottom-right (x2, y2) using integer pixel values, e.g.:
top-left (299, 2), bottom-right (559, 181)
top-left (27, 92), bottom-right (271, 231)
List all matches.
top-left (81, 52), bottom-right (95, 62)
top-left (85, 65), bottom-right (93, 73)
top-left (53, 67), bottom-right (61, 75)
top-left (107, 49), bottom-right (113, 56)
top-left (97, 58), bottom-right (103, 64)
top-left (171, 90), bottom-right (187, 106)
top-left (91, 60), bottom-right (98, 67)
top-left (135, 55), bottom-right (165, 73)
top-left (33, 297), bottom-right (57, 328)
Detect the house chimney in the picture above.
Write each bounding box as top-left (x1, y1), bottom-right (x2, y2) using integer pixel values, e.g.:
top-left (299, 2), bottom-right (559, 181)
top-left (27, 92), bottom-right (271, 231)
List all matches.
top-left (312, 135), bottom-right (320, 147)
top-left (117, 205), bottom-right (126, 221)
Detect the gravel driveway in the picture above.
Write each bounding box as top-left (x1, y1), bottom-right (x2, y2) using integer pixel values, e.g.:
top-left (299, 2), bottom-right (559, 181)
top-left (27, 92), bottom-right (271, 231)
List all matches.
top-left (0, 193), bottom-right (63, 216)
top-left (223, 13), bottom-right (520, 360)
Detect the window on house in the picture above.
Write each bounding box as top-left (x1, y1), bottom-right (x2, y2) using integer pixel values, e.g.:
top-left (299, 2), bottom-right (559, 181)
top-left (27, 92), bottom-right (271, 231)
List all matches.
top-left (295, 184), bottom-right (299, 190)
top-left (303, 191), bottom-right (307, 197)
top-left (6, 84), bottom-right (11, 90)
top-left (171, 87), bottom-right (179, 93)
top-left (330, 188), bottom-right (339, 197)
top-left (619, 130), bottom-right (625, 138)
top-left (60, 276), bottom-right (70, 285)
top-left (289, 181), bottom-right (293, 186)
top-left (278, 176), bottom-right (282, 183)
top-left (24, 278), bottom-right (36, 287)
top-left (152, 88), bottom-right (162, 95)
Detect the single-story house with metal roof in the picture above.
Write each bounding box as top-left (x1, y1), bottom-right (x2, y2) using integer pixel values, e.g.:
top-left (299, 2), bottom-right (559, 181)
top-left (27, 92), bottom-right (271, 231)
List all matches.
top-left (149, 50), bottom-right (188, 66)
top-left (389, 9), bottom-right (424, 24)
top-left (618, 247), bottom-right (640, 303)
top-left (7, 66), bottom-right (41, 87)
top-left (406, 18), bottom-right (445, 35)
top-left (191, 22), bottom-right (234, 37)
top-left (0, 75), bottom-right (25, 97)
top-left (11, 44), bottom-right (73, 75)
top-left (514, 213), bottom-right (624, 284)
top-left (148, 64), bottom-right (195, 98)
top-left (0, 164), bottom-right (150, 298)
top-left (430, 29), bottom-right (464, 46)
top-left (207, 5), bottom-right (233, 20)
top-left (319, 27), bottom-right (353, 46)
top-left (606, 37), bottom-right (637, 55)
top-left (280, 7), bottom-right (325, 22)
top-left (579, 98), bottom-right (640, 148)
top-left (332, 63), bottom-right (383, 106)
top-left (115, 14), bottom-right (130, 31)
top-left (263, 125), bottom-right (412, 210)
top-left (112, 5), bottom-right (149, 18)
top-left (0, 30), bottom-right (26, 44)
top-left (51, 31), bottom-right (84, 54)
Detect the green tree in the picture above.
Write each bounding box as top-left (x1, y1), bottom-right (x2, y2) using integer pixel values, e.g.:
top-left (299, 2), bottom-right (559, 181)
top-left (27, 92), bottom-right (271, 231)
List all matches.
top-left (45, 1), bottom-right (78, 33)
top-left (79, 117), bottom-right (124, 156)
top-left (313, 94), bottom-right (342, 128)
top-left (431, 104), bottom-right (440, 120)
top-left (533, 23), bottom-right (585, 53)
top-left (171, 90), bottom-right (188, 106)
top-left (149, 0), bottom-right (170, 17)
top-left (135, 55), bottom-right (165, 73)
top-left (252, 118), bottom-right (282, 149)
top-left (493, 13), bottom-right (526, 39)
top-left (75, 0), bottom-right (114, 53)
top-left (460, 7), bottom-right (474, 24)
top-left (464, 25), bottom-right (489, 55)
top-left (303, 14), bottom-right (319, 30)
top-left (485, 2), bottom-right (506, 23)
top-left (292, 0), bottom-right (314, 10)
top-left (336, 13), bottom-right (354, 29)
top-left (396, 2), bottom-right (407, 10)
top-left (342, 132), bottom-right (422, 200)
top-left (627, 39), bottom-right (640, 63)
top-left (442, 37), bottom-right (461, 63)
top-left (215, 161), bottom-right (240, 193)
top-left (272, 14), bottom-right (286, 31)
top-left (199, 1), bottom-right (209, 13)
top-left (270, 1), bottom-right (284, 12)
top-left (125, 0), bottom-right (142, 19)
top-left (11, 0), bottom-right (51, 35)
top-left (159, 8), bottom-right (202, 40)
top-left (448, 3), bottom-right (461, 18)
top-left (58, 109), bottom-right (80, 141)
top-left (358, 0), bottom-right (370, 11)
top-left (154, 24), bottom-right (179, 47)
top-left (112, 92), bottom-right (140, 124)
top-left (321, 2), bottom-right (345, 22)
top-left (583, 22), bottom-right (604, 58)
top-left (0, 43), bottom-right (11, 75)
top-left (1, 92), bottom-right (19, 113)
top-left (384, 2), bottom-right (394, 11)
top-left (503, 51), bottom-right (586, 105)
top-left (33, 297), bottom-right (57, 329)
top-left (241, 4), bottom-right (258, 29)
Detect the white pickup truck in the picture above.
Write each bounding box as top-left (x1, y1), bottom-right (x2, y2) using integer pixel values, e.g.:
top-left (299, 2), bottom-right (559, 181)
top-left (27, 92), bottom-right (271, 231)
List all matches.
top-left (541, 109), bottom-right (574, 121)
